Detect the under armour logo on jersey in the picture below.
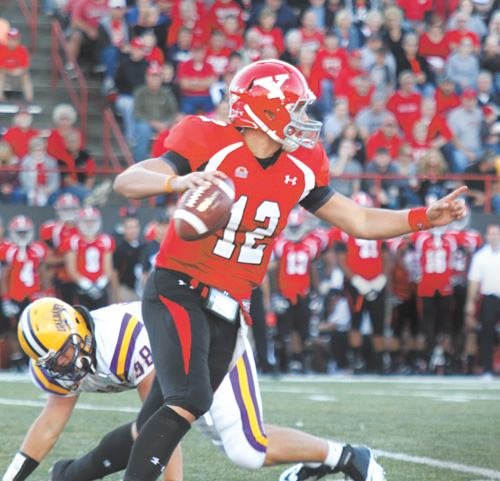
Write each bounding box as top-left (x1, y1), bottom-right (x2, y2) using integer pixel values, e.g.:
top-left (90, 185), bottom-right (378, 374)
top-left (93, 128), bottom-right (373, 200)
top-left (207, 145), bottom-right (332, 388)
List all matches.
top-left (151, 457), bottom-right (161, 466)
top-left (284, 175), bottom-right (297, 185)
top-left (253, 74), bottom-right (289, 100)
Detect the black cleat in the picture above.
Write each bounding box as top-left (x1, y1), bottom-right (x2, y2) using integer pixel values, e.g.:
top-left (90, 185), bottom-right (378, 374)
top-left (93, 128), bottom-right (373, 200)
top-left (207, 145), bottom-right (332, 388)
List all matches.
top-left (49, 459), bottom-right (74, 481)
top-left (332, 445), bottom-right (385, 481)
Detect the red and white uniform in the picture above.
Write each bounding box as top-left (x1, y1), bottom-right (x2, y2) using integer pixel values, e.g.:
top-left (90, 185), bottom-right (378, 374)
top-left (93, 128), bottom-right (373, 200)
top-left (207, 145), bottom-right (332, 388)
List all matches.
top-left (65, 234), bottom-right (115, 282)
top-left (444, 228), bottom-right (483, 284)
top-left (156, 115), bottom-right (331, 302)
top-left (39, 220), bottom-right (80, 282)
top-left (3, 242), bottom-right (48, 302)
top-left (273, 234), bottom-right (322, 304)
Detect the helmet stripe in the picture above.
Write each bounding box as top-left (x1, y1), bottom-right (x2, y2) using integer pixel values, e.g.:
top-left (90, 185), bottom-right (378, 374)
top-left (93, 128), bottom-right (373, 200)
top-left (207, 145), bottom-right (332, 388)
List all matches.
top-left (20, 306), bottom-right (49, 359)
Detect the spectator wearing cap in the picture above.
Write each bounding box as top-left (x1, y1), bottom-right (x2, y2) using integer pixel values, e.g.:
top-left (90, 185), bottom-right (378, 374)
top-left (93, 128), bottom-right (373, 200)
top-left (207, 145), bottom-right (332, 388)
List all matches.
top-left (253, 7), bottom-right (286, 55)
top-left (0, 28), bottom-right (33, 104)
top-left (114, 36), bottom-right (149, 146)
top-left (387, 71), bottom-right (422, 138)
top-left (177, 41), bottom-right (217, 115)
top-left (66, 0), bottom-right (110, 75)
top-left (395, 32), bottom-right (435, 97)
top-left (355, 93), bottom-right (394, 139)
top-left (445, 37), bottom-right (480, 94)
top-left (132, 62), bottom-right (178, 161)
top-left (205, 30), bottom-right (232, 78)
top-left (418, 14), bottom-right (451, 80)
top-left (247, 0), bottom-right (298, 34)
top-left (366, 116), bottom-right (405, 161)
top-left (481, 106), bottom-right (500, 154)
top-left (166, 0), bottom-right (210, 48)
top-left (208, 0), bottom-right (244, 33)
top-left (448, 11), bottom-right (481, 55)
top-left (333, 9), bottom-right (360, 52)
top-left (435, 76), bottom-right (461, 116)
top-left (448, 88), bottom-right (484, 172)
top-left (480, 35), bottom-right (500, 95)
top-left (2, 108), bottom-right (39, 159)
top-left (96, 0), bottom-right (133, 94)
top-left (458, 149), bottom-right (500, 212)
top-left (298, 9), bottom-right (324, 52)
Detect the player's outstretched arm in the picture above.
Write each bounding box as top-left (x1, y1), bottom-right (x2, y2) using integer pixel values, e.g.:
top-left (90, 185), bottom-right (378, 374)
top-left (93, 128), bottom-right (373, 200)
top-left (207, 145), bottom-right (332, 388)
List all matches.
top-left (2, 395), bottom-right (78, 481)
top-left (314, 187), bottom-right (467, 240)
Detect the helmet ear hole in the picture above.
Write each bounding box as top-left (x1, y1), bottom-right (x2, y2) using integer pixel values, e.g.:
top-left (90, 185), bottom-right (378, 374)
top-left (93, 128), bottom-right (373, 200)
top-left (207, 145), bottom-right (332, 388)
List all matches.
top-left (264, 110), bottom-right (276, 121)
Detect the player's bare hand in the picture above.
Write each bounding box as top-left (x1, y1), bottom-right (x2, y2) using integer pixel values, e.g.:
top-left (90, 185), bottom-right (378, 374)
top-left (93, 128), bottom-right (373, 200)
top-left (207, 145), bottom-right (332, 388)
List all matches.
top-left (170, 171), bottom-right (228, 193)
top-left (426, 186), bottom-right (468, 227)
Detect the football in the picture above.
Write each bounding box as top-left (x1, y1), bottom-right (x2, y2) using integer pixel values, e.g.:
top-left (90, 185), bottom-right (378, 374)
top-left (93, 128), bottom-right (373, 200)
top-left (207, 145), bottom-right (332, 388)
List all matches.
top-left (174, 178), bottom-right (235, 241)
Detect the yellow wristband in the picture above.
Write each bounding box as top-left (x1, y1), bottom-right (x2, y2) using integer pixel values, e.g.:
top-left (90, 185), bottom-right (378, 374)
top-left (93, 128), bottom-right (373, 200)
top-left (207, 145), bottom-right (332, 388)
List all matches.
top-left (165, 175), bottom-right (178, 193)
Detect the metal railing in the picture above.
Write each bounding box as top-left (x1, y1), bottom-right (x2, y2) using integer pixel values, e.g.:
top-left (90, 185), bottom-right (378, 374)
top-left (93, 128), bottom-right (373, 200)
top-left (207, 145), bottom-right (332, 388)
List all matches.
top-left (51, 20), bottom-right (87, 141)
top-left (17, 0), bottom-right (38, 54)
top-left (102, 107), bottom-right (135, 172)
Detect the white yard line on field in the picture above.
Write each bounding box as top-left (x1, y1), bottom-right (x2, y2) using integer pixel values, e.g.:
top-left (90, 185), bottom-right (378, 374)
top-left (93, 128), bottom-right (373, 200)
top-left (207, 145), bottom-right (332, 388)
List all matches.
top-left (0, 397), bottom-right (140, 413)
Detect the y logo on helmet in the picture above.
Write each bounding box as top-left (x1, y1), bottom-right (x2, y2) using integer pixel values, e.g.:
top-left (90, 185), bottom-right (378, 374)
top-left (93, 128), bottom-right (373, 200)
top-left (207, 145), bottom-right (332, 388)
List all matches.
top-left (44, 303), bottom-right (67, 332)
top-left (253, 74), bottom-right (289, 100)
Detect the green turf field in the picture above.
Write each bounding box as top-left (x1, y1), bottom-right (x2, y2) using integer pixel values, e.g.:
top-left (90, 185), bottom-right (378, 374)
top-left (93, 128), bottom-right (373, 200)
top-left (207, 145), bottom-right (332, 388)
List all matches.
top-left (0, 373), bottom-right (499, 481)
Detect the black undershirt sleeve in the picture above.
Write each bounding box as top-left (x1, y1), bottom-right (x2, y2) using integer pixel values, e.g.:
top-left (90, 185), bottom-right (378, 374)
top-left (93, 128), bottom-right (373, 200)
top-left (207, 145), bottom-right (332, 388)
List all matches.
top-left (300, 185), bottom-right (335, 213)
top-left (160, 151), bottom-right (192, 177)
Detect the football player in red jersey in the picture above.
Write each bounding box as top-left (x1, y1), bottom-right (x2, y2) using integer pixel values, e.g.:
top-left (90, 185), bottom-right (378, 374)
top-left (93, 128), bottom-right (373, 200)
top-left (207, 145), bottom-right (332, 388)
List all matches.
top-left (0, 215), bottom-right (14, 364)
top-left (64, 207), bottom-right (116, 310)
top-left (40, 193), bottom-right (81, 305)
top-left (112, 59), bottom-right (466, 481)
top-left (332, 192), bottom-right (391, 374)
top-left (271, 210), bottom-right (324, 373)
top-left (1, 215), bottom-right (48, 371)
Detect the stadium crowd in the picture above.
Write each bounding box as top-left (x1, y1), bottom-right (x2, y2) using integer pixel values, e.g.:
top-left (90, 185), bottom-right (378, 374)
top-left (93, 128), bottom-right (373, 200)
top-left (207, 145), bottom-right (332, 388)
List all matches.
top-left (0, 0), bottom-right (499, 379)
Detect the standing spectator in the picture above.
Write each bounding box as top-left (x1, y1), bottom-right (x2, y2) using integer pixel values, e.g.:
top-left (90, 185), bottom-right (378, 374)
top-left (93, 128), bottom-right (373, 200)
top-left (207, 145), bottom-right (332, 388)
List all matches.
top-left (66, 0), bottom-right (110, 75)
top-left (418, 15), bottom-right (451, 81)
top-left (177, 41), bottom-right (217, 115)
top-left (113, 214), bottom-right (144, 301)
top-left (247, 0), bottom-right (298, 34)
top-left (96, 0), bottom-right (133, 94)
top-left (435, 76), bottom-right (461, 116)
top-left (448, 88), bottom-right (484, 172)
top-left (1, 215), bottom-right (48, 372)
top-left (465, 223), bottom-right (500, 376)
top-left (328, 139), bottom-right (363, 198)
top-left (253, 7), bottom-right (286, 55)
top-left (0, 141), bottom-right (19, 204)
top-left (0, 28), bottom-right (33, 103)
top-left (366, 116), bottom-right (405, 161)
top-left (132, 63), bottom-right (178, 161)
top-left (46, 103), bottom-right (85, 162)
top-left (18, 137), bottom-right (61, 206)
top-left (355, 93), bottom-right (393, 139)
top-left (444, 37), bottom-right (480, 93)
top-left (2, 108), bottom-right (39, 159)
top-left (333, 9), bottom-right (360, 52)
top-left (65, 206), bottom-right (116, 310)
top-left (114, 36), bottom-right (149, 146)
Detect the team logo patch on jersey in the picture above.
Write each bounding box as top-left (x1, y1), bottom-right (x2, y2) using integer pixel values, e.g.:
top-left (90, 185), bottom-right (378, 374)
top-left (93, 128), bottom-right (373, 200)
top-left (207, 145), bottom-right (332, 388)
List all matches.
top-left (235, 166), bottom-right (248, 178)
top-left (284, 175), bottom-right (297, 185)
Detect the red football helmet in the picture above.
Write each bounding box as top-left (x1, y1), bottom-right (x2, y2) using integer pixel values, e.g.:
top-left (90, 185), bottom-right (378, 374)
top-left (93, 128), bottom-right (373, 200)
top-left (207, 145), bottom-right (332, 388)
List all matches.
top-left (77, 207), bottom-right (102, 237)
top-left (9, 215), bottom-right (34, 246)
top-left (55, 193), bottom-right (81, 223)
top-left (229, 59), bottom-right (322, 152)
top-left (351, 191), bottom-right (374, 208)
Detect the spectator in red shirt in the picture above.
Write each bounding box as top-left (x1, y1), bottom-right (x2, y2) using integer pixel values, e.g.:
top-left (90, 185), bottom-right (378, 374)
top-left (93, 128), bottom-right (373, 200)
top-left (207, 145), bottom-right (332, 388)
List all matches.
top-left (298, 9), bottom-right (325, 52)
top-left (417, 97), bottom-right (455, 152)
top-left (387, 71), bottom-right (422, 138)
top-left (177, 41), bottom-right (217, 114)
top-left (205, 30), bottom-right (232, 78)
top-left (167, 0), bottom-right (210, 47)
top-left (435, 76), bottom-right (461, 116)
top-left (408, 121), bottom-right (431, 164)
top-left (418, 15), bottom-right (450, 80)
top-left (0, 28), bottom-right (33, 104)
top-left (142, 30), bottom-right (165, 66)
top-left (448, 11), bottom-right (481, 55)
top-left (316, 29), bottom-right (348, 82)
top-left (366, 116), bottom-right (406, 161)
top-left (222, 15), bottom-right (244, 52)
top-left (334, 49), bottom-right (367, 97)
top-left (66, 0), bottom-right (110, 75)
top-left (396, 0), bottom-right (433, 31)
top-left (347, 74), bottom-right (374, 117)
top-left (208, 0), bottom-right (244, 32)
top-left (253, 7), bottom-right (286, 55)
top-left (2, 108), bottom-right (39, 159)
top-left (47, 103), bottom-right (85, 163)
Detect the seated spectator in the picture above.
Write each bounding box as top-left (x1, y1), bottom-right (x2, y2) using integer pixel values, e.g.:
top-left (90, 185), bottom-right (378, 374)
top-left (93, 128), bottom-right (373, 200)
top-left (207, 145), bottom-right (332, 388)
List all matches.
top-left (167, 26), bottom-right (194, 69)
top-left (355, 93), bottom-right (393, 140)
top-left (447, 0), bottom-right (487, 42)
top-left (416, 148), bottom-right (450, 206)
top-left (66, 0), bottom-right (110, 75)
top-left (447, 11), bottom-right (481, 55)
top-left (328, 138), bottom-right (363, 198)
top-left (334, 49), bottom-right (368, 97)
top-left (296, 47), bottom-right (325, 119)
top-left (47, 103), bottom-right (85, 162)
top-left (448, 88), bottom-right (484, 172)
top-left (0, 28), bottom-right (33, 103)
top-left (162, 61), bottom-right (182, 105)
top-left (247, 0), bottom-right (298, 34)
top-left (205, 29), bottom-right (232, 78)
top-left (369, 45), bottom-right (396, 98)
top-left (133, 5), bottom-right (169, 55)
top-left (459, 149), bottom-right (500, 213)
top-left (2, 107), bottom-right (39, 158)
top-left (96, 0), bottom-right (132, 94)
top-left (279, 28), bottom-right (301, 66)
top-left (382, 5), bottom-right (406, 59)
top-left (396, 0), bottom-right (432, 32)
top-left (393, 143), bottom-right (419, 178)
top-left (366, 116), bottom-right (405, 161)
top-left (0, 141), bottom-right (19, 204)
top-left (322, 96), bottom-right (350, 146)
top-left (209, 60), bottom-right (238, 106)
top-left (408, 121), bottom-right (431, 164)
top-left (142, 30), bottom-right (165, 66)
top-left (329, 121), bottom-right (366, 164)
top-left (480, 35), bottom-right (500, 95)
top-left (114, 36), bottom-right (149, 146)
top-left (208, 0), bottom-right (244, 33)
top-left (167, 0), bottom-right (210, 47)
top-left (476, 70), bottom-right (500, 108)
top-left (132, 63), bottom-right (178, 161)
top-left (207, 97), bottom-right (230, 123)
top-left (395, 32), bottom-right (435, 97)
top-left (177, 41), bottom-right (217, 115)
top-left (435, 76), bottom-right (460, 116)
top-left (240, 28), bottom-right (262, 66)
top-left (222, 15), bottom-right (244, 52)
top-left (333, 8), bottom-right (360, 52)
top-left (126, 0), bottom-right (153, 27)
top-left (361, 32), bottom-right (395, 77)
top-left (413, 97), bottom-right (454, 152)
top-left (481, 107), bottom-right (500, 154)
top-left (18, 137), bottom-right (61, 206)
top-left (58, 130), bottom-right (96, 202)
top-left (315, 29), bottom-right (347, 99)
top-left (418, 14), bottom-right (450, 80)
top-left (445, 37), bottom-right (480, 94)
top-left (298, 9), bottom-right (324, 52)
top-left (253, 7), bottom-right (285, 55)
top-left (347, 74), bottom-right (374, 117)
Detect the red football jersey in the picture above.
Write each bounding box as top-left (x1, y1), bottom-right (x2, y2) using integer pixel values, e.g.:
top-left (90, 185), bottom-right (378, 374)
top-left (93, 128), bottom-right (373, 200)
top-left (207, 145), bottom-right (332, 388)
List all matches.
top-left (40, 220), bottom-right (80, 282)
top-left (0, 238), bottom-right (14, 261)
top-left (66, 233), bottom-right (115, 282)
top-left (414, 231), bottom-right (456, 297)
top-left (3, 242), bottom-right (48, 301)
top-left (274, 234), bottom-right (322, 302)
top-left (156, 115), bottom-right (331, 301)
